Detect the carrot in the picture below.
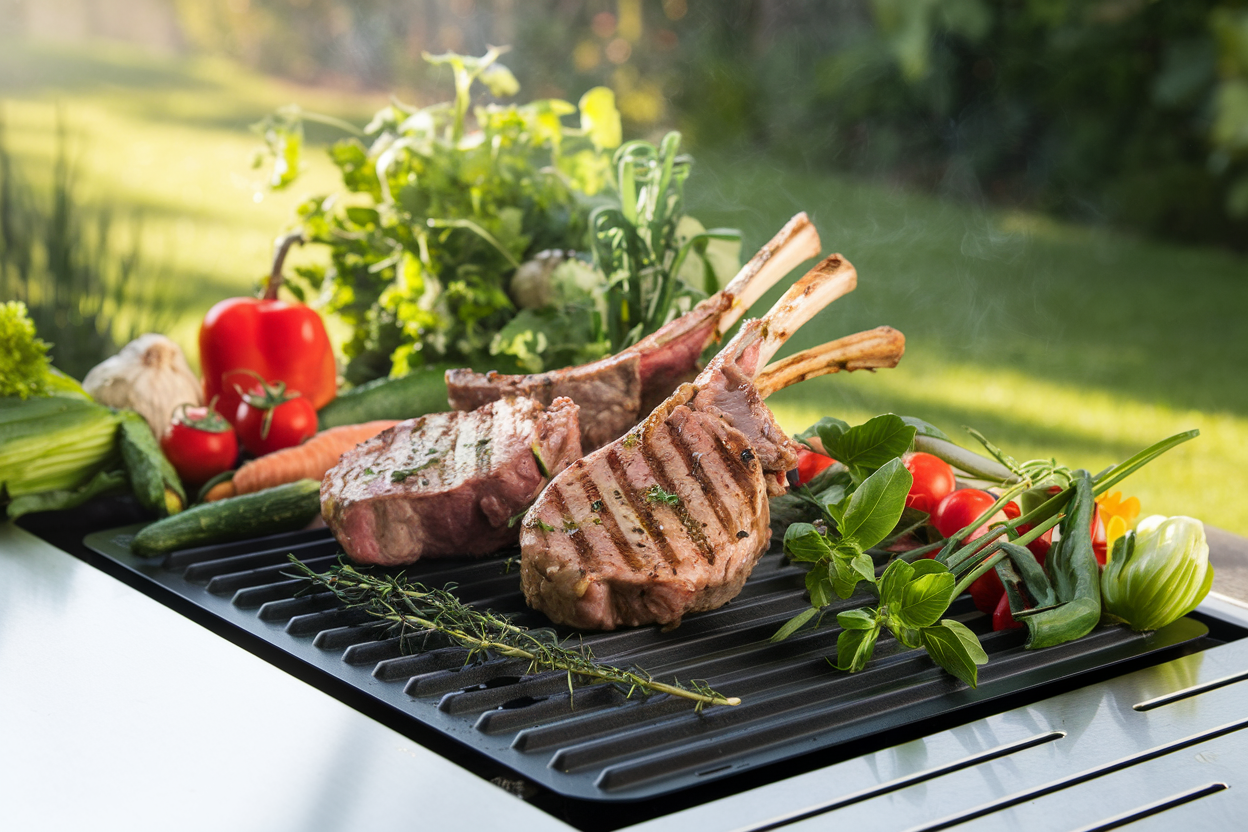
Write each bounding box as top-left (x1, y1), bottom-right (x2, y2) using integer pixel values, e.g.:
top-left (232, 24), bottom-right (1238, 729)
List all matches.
top-left (205, 480), bottom-right (237, 501)
top-left (208, 420), bottom-right (399, 500)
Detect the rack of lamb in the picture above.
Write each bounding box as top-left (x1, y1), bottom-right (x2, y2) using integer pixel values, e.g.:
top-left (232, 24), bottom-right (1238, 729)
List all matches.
top-left (518, 256), bottom-right (906, 630)
top-left (446, 213), bottom-right (821, 451)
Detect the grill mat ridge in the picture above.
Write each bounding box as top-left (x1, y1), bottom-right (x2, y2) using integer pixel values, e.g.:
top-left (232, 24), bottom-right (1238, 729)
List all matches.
top-left (84, 525), bottom-right (1206, 802)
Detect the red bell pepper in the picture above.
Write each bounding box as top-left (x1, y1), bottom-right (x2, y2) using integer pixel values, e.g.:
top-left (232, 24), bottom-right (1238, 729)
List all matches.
top-left (200, 232), bottom-right (337, 423)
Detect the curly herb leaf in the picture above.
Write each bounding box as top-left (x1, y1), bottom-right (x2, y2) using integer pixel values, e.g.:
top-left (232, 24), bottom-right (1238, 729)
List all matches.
top-left (0, 301), bottom-right (53, 399)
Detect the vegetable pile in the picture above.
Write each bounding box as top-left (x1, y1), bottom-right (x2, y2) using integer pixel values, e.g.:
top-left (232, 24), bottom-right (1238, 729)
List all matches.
top-left (6, 46), bottom-right (743, 553)
top-left (771, 413), bottom-right (1211, 687)
top-left (1, 303), bottom-right (186, 520)
top-left (259, 48), bottom-right (739, 384)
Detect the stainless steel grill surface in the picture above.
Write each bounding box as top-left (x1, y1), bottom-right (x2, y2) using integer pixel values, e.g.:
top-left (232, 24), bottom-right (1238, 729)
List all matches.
top-left (83, 525), bottom-right (1216, 804)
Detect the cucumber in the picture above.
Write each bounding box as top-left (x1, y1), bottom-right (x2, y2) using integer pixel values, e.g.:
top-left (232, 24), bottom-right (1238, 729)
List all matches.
top-left (118, 410), bottom-right (185, 517)
top-left (131, 479), bottom-right (322, 557)
top-left (317, 365), bottom-right (454, 430)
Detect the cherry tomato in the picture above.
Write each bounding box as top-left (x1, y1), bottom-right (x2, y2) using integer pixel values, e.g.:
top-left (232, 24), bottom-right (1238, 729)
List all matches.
top-left (234, 379), bottom-right (317, 456)
top-left (795, 448), bottom-right (836, 484)
top-left (993, 590), bottom-right (1024, 631)
top-left (902, 452), bottom-right (956, 513)
top-left (160, 404), bottom-right (238, 487)
top-left (930, 489), bottom-right (1005, 540)
top-left (931, 488), bottom-right (1010, 614)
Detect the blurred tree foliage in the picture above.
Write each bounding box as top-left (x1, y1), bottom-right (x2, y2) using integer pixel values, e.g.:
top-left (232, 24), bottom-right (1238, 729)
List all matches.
top-left (173, 0), bottom-right (1248, 247)
top-left (658, 0), bottom-right (1248, 246)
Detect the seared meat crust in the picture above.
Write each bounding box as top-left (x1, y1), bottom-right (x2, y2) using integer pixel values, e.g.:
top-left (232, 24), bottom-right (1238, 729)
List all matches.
top-left (322, 396), bottom-right (581, 566)
top-left (519, 376), bottom-right (797, 630)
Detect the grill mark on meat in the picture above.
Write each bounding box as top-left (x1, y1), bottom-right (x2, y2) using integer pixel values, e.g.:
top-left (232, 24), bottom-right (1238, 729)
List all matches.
top-left (707, 425), bottom-right (756, 495)
top-left (604, 447), bottom-right (682, 571)
top-left (451, 411), bottom-right (478, 479)
top-left (640, 434), bottom-right (717, 566)
top-left (411, 416), bottom-right (455, 481)
top-left (546, 484), bottom-right (596, 567)
top-left (573, 467), bottom-right (646, 572)
top-left (662, 419), bottom-right (736, 545)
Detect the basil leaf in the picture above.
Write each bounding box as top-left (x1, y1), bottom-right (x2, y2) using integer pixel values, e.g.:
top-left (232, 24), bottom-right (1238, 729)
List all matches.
top-left (805, 416), bottom-right (850, 449)
top-left (920, 624), bottom-right (980, 688)
top-left (820, 414), bottom-right (917, 480)
top-left (850, 553), bottom-right (877, 584)
top-left (806, 566), bottom-right (834, 608)
top-left (921, 620), bottom-right (988, 687)
top-left (831, 557), bottom-right (863, 599)
top-left (768, 468), bottom-right (851, 535)
top-left (770, 606), bottom-right (819, 643)
top-left (824, 494), bottom-right (848, 526)
top-left (895, 624), bottom-right (923, 649)
top-left (784, 523), bottom-right (832, 563)
top-left (837, 608), bottom-right (877, 630)
top-left (835, 624), bottom-right (880, 672)
top-left (878, 558), bottom-right (914, 605)
top-left (837, 458), bottom-right (913, 551)
top-left (807, 466), bottom-right (852, 496)
top-left (942, 618), bottom-right (989, 664)
top-left (899, 416), bottom-right (952, 444)
top-left (896, 571), bottom-right (956, 628)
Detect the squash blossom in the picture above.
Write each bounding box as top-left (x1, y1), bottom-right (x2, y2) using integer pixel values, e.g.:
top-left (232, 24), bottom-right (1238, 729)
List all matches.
top-left (1101, 515), bottom-right (1213, 632)
top-left (1097, 490), bottom-right (1141, 553)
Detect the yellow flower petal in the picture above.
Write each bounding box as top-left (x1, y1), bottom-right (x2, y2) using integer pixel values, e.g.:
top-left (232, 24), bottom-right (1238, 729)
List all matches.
top-left (1105, 515), bottom-right (1128, 559)
top-left (1097, 491), bottom-right (1142, 531)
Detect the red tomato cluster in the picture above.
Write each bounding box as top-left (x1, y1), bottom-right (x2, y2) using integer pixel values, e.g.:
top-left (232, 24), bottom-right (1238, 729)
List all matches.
top-left (929, 483), bottom-right (1110, 630)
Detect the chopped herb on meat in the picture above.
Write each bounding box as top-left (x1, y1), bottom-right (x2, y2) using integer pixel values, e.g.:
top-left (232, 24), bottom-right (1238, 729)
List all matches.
top-left (644, 485), bottom-right (681, 505)
top-left (391, 454), bottom-right (441, 482)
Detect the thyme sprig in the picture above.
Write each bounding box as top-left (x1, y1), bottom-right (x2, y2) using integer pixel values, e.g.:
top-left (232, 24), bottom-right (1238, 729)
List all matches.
top-left (286, 557), bottom-right (740, 709)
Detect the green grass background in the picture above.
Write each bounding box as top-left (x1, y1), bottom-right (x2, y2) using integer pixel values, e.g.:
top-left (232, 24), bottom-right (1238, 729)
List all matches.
top-left (4, 40), bottom-right (1246, 534)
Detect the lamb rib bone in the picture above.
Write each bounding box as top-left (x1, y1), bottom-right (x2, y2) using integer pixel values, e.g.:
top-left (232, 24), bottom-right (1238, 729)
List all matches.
top-left (632, 210), bottom-right (821, 354)
top-left (695, 252), bottom-right (859, 385)
top-left (519, 254), bottom-right (867, 630)
top-left (445, 213), bottom-right (821, 451)
top-left (753, 326), bottom-right (906, 399)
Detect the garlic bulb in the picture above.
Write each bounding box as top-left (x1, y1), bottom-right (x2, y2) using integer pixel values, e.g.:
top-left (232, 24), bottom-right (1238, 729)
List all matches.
top-left (83, 334), bottom-right (203, 436)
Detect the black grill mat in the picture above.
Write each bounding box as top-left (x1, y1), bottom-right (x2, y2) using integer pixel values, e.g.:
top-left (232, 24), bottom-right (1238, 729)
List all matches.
top-left (84, 525), bottom-right (1206, 801)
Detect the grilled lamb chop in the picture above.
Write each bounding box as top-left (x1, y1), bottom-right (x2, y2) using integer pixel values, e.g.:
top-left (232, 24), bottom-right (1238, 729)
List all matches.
top-left (322, 396), bottom-right (581, 567)
top-left (519, 255), bottom-right (905, 631)
top-left (446, 213), bottom-right (821, 452)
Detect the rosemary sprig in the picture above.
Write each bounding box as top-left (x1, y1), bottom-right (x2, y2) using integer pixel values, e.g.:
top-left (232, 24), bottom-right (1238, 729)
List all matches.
top-left (286, 557), bottom-right (740, 709)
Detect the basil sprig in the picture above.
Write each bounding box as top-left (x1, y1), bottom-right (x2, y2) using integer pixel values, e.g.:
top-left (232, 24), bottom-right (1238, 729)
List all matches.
top-left (775, 413), bottom-right (993, 684)
top-left (834, 559), bottom-right (988, 685)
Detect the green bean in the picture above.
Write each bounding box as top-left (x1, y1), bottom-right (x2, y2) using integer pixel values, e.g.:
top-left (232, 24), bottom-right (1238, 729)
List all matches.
top-left (1020, 470), bottom-right (1101, 649)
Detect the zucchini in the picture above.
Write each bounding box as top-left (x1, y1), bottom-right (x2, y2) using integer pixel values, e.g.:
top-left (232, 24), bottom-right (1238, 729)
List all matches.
top-left (131, 478), bottom-right (322, 556)
top-left (317, 365), bottom-right (453, 430)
